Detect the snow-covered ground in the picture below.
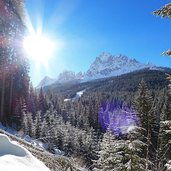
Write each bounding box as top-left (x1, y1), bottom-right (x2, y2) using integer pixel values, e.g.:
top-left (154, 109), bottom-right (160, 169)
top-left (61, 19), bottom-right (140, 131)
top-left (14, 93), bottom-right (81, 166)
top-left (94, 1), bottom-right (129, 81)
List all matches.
top-left (64, 98), bottom-right (71, 102)
top-left (72, 89), bottom-right (86, 100)
top-left (0, 134), bottom-right (50, 171)
top-left (64, 89), bottom-right (86, 102)
top-left (0, 123), bottom-right (65, 158)
top-left (0, 123), bottom-right (48, 151)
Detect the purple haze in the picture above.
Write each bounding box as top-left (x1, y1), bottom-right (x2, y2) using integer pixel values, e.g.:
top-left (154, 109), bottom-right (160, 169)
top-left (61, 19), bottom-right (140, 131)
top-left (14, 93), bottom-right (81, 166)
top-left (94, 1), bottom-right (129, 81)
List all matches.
top-left (98, 101), bottom-right (139, 136)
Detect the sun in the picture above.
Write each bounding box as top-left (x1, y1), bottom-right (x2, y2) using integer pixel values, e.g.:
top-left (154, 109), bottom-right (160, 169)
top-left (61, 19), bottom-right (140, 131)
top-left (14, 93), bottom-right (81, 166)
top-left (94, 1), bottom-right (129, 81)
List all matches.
top-left (23, 31), bottom-right (55, 65)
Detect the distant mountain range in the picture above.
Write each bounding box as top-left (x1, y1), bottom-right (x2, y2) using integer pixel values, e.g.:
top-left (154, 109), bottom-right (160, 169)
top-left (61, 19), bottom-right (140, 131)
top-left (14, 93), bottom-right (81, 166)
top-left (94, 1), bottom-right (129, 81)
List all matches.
top-left (37, 52), bottom-right (160, 88)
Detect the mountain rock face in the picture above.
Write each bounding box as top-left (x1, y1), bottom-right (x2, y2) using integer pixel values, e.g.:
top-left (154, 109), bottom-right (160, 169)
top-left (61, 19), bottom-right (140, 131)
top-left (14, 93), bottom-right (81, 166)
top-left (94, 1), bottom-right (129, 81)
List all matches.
top-left (84, 52), bottom-right (153, 80)
top-left (37, 76), bottom-right (56, 88)
top-left (58, 71), bottom-right (76, 83)
top-left (58, 71), bottom-right (84, 83)
top-left (37, 52), bottom-right (155, 87)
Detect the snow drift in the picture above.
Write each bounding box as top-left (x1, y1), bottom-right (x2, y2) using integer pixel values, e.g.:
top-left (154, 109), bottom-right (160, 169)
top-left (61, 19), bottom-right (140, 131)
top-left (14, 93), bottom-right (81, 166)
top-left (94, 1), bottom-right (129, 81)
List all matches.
top-left (0, 134), bottom-right (50, 171)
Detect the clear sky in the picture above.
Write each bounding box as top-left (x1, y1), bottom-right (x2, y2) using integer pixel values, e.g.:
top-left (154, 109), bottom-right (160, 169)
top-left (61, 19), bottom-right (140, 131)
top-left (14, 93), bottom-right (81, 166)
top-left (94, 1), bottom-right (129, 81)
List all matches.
top-left (25, 0), bottom-right (171, 86)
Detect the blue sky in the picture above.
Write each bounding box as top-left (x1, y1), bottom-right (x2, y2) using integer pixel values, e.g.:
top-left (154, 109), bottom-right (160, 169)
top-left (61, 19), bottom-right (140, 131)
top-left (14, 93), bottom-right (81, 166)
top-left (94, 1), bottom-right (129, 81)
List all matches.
top-left (25, 0), bottom-right (171, 86)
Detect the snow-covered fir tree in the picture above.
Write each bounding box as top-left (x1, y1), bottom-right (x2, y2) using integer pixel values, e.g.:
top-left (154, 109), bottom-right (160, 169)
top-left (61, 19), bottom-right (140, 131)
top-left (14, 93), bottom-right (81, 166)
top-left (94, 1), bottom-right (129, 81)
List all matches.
top-left (133, 79), bottom-right (155, 168)
top-left (33, 111), bottom-right (42, 139)
top-left (93, 130), bottom-right (126, 171)
top-left (93, 125), bottom-right (153, 171)
top-left (124, 126), bottom-right (153, 171)
top-left (159, 120), bottom-right (171, 171)
top-left (155, 91), bottom-right (171, 170)
top-left (133, 79), bottom-right (153, 133)
top-left (154, 6), bottom-right (171, 170)
top-left (22, 112), bottom-right (33, 136)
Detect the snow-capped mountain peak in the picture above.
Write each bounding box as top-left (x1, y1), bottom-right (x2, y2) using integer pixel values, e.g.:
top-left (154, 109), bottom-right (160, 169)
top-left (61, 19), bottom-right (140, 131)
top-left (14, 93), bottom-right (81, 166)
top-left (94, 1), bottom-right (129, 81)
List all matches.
top-left (57, 71), bottom-right (85, 83)
top-left (58, 70), bottom-right (76, 83)
top-left (37, 52), bottom-right (155, 87)
top-left (37, 76), bottom-right (56, 88)
top-left (97, 52), bottom-right (112, 62)
top-left (84, 53), bottom-right (154, 80)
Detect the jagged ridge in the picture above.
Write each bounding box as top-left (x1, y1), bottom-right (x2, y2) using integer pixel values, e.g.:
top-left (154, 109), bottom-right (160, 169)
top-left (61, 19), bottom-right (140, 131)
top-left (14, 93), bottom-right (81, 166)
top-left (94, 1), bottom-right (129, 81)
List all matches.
top-left (37, 52), bottom-right (155, 88)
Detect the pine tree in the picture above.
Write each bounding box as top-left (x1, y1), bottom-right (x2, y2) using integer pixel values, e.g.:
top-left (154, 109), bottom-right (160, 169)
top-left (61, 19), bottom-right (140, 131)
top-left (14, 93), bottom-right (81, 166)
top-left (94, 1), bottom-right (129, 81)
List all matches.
top-left (62, 122), bottom-right (72, 155)
top-left (33, 111), bottom-right (42, 139)
top-left (94, 127), bottom-right (153, 171)
top-left (158, 120), bottom-right (171, 171)
top-left (40, 117), bottom-right (48, 138)
top-left (22, 111), bottom-right (34, 136)
top-left (22, 111), bottom-right (28, 134)
top-left (26, 84), bottom-right (38, 114)
top-left (13, 98), bottom-right (27, 127)
top-left (93, 131), bottom-right (126, 171)
top-left (154, 4), bottom-right (171, 58)
top-left (81, 128), bottom-right (98, 166)
top-left (38, 87), bottom-right (48, 113)
top-left (156, 91), bottom-right (171, 170)
top-left (133, 79), bottom-right (153, 132)
top-left (133, 80), bottom-right (155, 169)
top-left (27, 112), bottom-right (34, 137)
top-left (154, 8), bottom-right (171, 170)
top-left (0, 0), bottom-right (30, 125)
top-left (124, 126), bottom-right (153, 171)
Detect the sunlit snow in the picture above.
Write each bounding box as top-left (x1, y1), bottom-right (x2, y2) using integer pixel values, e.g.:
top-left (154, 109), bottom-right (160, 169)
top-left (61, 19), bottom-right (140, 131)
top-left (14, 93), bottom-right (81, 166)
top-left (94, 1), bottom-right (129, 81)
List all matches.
top-left (64, 89), bottom-right (86, 102)
top-left (73, 89), bottom-right (86, 99)
top-left (0, 134), bottom-right (50, 171)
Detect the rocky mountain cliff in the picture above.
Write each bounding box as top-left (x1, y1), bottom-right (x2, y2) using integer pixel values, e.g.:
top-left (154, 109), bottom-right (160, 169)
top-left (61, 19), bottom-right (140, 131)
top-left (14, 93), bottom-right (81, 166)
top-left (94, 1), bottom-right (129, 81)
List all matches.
top-left (37, 52), bottom-right (155, 88)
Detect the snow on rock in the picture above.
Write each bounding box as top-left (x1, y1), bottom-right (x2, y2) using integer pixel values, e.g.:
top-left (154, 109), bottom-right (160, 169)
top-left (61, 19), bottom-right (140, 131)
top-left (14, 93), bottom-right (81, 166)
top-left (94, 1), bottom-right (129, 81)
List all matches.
top-left (37, 76), bottom-right (56, 88)
top-left (0, 134), bottom-right (50, 171)
top-left (58, 71), bottom-right (77, 83)
top-left (84, 53), bottom-right (154, 81)
top-left (37, 52), bottom-right (159, 87)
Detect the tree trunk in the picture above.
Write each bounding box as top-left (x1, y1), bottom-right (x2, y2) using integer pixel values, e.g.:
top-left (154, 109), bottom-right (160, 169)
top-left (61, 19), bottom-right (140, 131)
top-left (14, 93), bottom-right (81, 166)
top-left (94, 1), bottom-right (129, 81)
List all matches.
top-left (0, 69), bottom-right (5, 123)
top-left (9, 74), bottom-right (13, 116)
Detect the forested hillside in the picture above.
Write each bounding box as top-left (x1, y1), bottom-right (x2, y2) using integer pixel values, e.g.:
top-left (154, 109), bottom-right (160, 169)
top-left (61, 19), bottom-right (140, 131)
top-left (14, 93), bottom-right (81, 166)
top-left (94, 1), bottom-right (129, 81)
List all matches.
top-left (19, 67), bottom-right (171, 169)
top-left (44, 68), bottom-right (171, 100)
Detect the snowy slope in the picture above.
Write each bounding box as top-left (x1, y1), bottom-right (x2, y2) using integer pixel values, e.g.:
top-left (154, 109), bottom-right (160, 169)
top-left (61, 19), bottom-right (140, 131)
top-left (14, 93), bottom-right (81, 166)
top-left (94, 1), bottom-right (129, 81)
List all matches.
top-left (0, 134), bottom-right (50, 171)
top-left (72, 89), bottom-right (86, 100)
top-left (0, 129), bottom-right (86, 171)
top-left (64, 89), bottom-right (86, 102)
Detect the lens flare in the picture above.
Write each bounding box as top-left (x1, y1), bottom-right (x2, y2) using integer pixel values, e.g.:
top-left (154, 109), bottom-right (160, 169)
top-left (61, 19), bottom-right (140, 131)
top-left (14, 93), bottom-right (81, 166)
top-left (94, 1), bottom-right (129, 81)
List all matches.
top-left (98, 101), bottom-right (139, 136)
top-left (23, 31), bottom-right (55, 64)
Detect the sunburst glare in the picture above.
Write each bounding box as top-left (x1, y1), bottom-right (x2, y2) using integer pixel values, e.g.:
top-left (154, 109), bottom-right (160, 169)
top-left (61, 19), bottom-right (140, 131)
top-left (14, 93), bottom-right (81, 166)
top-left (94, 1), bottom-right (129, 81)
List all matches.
top-left (23, 28), bottom-right (55, 68)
